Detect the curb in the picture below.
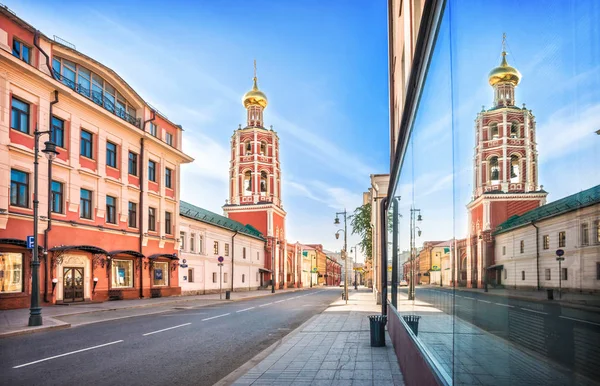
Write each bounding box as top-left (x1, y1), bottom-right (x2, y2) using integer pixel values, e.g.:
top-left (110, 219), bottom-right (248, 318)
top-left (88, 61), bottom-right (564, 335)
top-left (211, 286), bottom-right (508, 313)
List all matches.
top-left (0, 317), bottom-right (71, 338)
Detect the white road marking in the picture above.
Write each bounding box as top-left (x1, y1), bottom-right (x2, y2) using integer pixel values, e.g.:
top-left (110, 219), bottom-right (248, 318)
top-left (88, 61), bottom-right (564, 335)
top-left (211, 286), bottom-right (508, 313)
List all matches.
top-left (455, 295), bottom-right (463, 298)
top-left (143, 323), bottom-right (191, 336)
top-left (559, 315), bottom-right (600, 326)
top-left (259, 302), bottom-right (273, 307)
top-left (521, 308), bottom-right (548, 315)
top-left (13, 340), bottom-right (124, 368)
top-left (236, 307), bottom-right (255, 313)
top-left (494, 303), bottom-right (515, 308)
top-left (274, 300), bottom-right (285, 303)
top-left (464, 297), bottom-right (475, 301)
top-left (478, 300), bottom-right (492, 303)
top-left (201, 313), bottom-right (230, 321)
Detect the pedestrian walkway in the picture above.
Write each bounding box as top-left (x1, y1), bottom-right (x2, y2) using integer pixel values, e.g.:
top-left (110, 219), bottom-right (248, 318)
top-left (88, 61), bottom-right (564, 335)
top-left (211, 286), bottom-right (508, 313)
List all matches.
top-left (228, 288), bottom-right (404, 386)
top-left (0, 287), bottom-right (311, 337)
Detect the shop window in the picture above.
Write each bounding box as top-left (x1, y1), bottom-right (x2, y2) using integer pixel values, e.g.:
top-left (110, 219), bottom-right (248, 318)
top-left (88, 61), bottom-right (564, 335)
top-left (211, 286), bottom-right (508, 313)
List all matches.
top-left (581, 223), bottom-right (589, 246)
top-left (148, 207), bottom-right (156, 231)
top-left (10, 97), bottom-right (30, 134)
top-left (12, 39), bottom-right (31, 63)
top-left (188, 268), bottom-right (194, 283)
top-left (545, 269), bottom-right (551, 281)
top-left (153, 262), bottom-right (169, 286)
top-left (10, 169), bottom-right (29, 208)
top-left (106, 196), bottom-right (116, 224)
top-left (128, 202), bottom-right (137, 228)
top-left (214, 241), bottom-right (219, 255)
top-left (543, 235), bottom-right (549, 250)
top-left (128, 152), bottom-right (138, 176)
top-left (80, 188), bottom-right (92, 219)
top-left (165, 212), bottom-right (172, 234)
top-left (225, 243), bottom-right (229, 256)
top-left (558, 231), bottom-right (566, 248)
top-left (51, 116), bottom-right (65, 148)
top-left (80, 130), bottom-right (93, 158)
top-left (112, 259), bottom-right (133, 288)
top-left (0, 253), bottom-right (23, 293)
top-left (106, 141), bottom-right (117, 168)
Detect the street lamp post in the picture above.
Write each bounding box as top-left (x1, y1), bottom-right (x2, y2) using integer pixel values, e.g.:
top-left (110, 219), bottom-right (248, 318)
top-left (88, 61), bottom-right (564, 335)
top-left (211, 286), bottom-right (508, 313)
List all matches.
top-left (350, 245), bottom-right (359, 290)
top-left (335, 210), bottom-right (349, 304)
top-left (29, 128), bottom-right (59, 327)
top-left (409, 208), bottom-right (422, 301)
top-left (271, 237), bottom-right (276, 293)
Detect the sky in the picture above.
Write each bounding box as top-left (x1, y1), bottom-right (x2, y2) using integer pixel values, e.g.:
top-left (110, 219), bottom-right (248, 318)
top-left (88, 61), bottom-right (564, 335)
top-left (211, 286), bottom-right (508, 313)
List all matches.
top-left (8, 0), bottom-right (391, 261)
top-left (390, 0), bottom-right (600, 252)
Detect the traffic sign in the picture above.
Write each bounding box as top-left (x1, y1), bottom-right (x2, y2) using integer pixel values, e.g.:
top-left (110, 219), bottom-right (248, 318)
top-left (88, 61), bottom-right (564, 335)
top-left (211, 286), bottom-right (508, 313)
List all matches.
top-left (556, 257), bottom-right (565, 262)
top-left (218, 263), bottom-right (224, 267)
top-left (217, 256), bottom-right (224, 263)
top-left (26, 236), bottom-right (34, 249)
top-left (556, 249), bottom-right (565, 257)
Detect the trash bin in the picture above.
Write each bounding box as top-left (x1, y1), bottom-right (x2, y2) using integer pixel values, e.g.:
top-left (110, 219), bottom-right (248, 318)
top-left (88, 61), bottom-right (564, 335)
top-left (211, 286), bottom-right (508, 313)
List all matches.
top-left (547, 289), bottom-right (553, 300)
top-left (403, 315), bottom-right (421, 336)
top-left (368, 315), bottom-right (387, 347)
top-left (225, 291), bottom-right (231, 300)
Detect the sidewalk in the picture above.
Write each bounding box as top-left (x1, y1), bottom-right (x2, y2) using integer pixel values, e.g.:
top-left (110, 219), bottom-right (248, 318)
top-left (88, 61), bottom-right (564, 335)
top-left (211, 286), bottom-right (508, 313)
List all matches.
top-left (224, 287), bottom-right (404, 386)
top-left (0, 286), bottom-right (311, 338)
top-left (421, 284), bottom-right (600, 311)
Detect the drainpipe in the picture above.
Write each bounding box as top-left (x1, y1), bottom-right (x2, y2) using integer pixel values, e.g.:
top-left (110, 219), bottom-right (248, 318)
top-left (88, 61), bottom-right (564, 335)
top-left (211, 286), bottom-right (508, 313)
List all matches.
top-left (380, 197), bottom-right (388, 316)
top-left (231, 231), bottom-right (238, 292)
top-left (531, 221), bottom-right (540, 290)
top-left (140, 110), bottom-right (156, 298)
top-left (43, 90), bottom-right (59, 303)
top-left (34, 30), bottom-right (58, 81)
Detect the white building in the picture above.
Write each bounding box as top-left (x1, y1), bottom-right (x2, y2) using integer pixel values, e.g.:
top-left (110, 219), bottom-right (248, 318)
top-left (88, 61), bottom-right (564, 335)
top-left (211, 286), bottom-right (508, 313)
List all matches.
top-left (494, 185), bottom-right (600, 293)
top-left (178, 201), bottom-right (266, 295)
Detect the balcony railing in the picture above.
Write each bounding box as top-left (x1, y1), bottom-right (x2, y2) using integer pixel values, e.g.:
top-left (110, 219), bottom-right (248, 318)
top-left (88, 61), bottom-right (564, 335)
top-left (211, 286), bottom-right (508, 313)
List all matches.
top-left (53, 71), bottom-right (141, 129)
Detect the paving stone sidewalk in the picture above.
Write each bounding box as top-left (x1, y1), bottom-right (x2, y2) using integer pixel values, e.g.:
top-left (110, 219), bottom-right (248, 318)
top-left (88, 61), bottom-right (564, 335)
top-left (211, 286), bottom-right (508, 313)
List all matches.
top-left (231, 288), bottom-right (404, 386)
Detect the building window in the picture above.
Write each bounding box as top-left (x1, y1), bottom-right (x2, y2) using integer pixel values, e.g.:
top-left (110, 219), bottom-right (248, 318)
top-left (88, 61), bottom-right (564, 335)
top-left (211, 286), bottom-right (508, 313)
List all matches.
top-left (502, 246), bottom-right (506, 255)
top-left (165, 168), bottom-right (172, 189)
top-left (190, 234), bottom-right (195, 253)
top-left (257, 252), bottom-right (259, 261)
top-left (510, 121), bottom-right (519, 138)
top-left (199, 234), bottom-right (204, 254)
top-left (559, 231), bottom-right (566, 248)
top-left (245, 140), bottom-right (252, 155)
top-left (561, 268), bottom-right (568, 281)
top-left (224, 273), bottom-right (228, 283)
top-left (166, 132), bottom-right (173, 146)
top-left (106, 196), bottom-right (116, 224)
top-left (490, 123), bottom-right (499, 139)
top-left (112, 259), bottom-right (133, 288)
top-left (224, 243), bottom-right (230, 256)
top-left (51, 181), bottom-right (63, 214)
top-left (0, 253), bottom-right (23, 293)
top-left (148, 207), bottom-right (156, 231)
top-left (128, 202), bottom-right (137, 228)
top-left (242, 274), bottom-right (245, 283)
top-left (489, 157), bottom-right (499, 181)
top-left (180, 232), bottom-right (186, 251)
top-left (10, 97), bottom-right (30, 134)
top-left (80, 189), bottom-right (92, 219)
top-left (510, 155), bottom-right (520, 183)
top-left (188, 268), bottom-right (194, 283)
top-left (149, 122), bottom-right (157, 137)
top-left (153, 261), bottom-right (169, 286)
top-left (520, 240), bottom-right (524, 254)
top-left (213, 272), bottom-right (217, 283)
top-left (595, 220), bottom-right (600, 244)
top-left (10, 169), bottom-right (28, 208)
top-left (545, 269), bottom-right (551, 281)
top-left (521, 271), bottom-right (525, 281)
top-left (543, 235), bottom-right (549, 250)
top-left (581, 223), bottom-right (589, 246)
top-left (260, 171), bottom-right (268, 195)
top-left (51, 116), bottom-right (65, 148)
top-left (106, 141), bottom-right (117, 168)
top-left (80, 130), bottom-right (93, 158)
top-left (148, 160), bottom-right (156, 182)
top-left (214, 241), bottom-right (219, 255)
top-left (128, 152), bottom-right (138, 176)
top-left (503, 269), bottom-right (507, 280)
top-left (243, 247), bottom-right (247, 259)
top-left (244, 171), bottom-right (252, 196)
top-left (256, 272), bottom-right (260, 282)
top-left (12, 39), bottom-right (31, 63)
top-left (165, 212), bottom-right (172, 234)
top-left (597, 263), bottom-right (600, 280)
top-left (260, 141), bottom-right (266, 155)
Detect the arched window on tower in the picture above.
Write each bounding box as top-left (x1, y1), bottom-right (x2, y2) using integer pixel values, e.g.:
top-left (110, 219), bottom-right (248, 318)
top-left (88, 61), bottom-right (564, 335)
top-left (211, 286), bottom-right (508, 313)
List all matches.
top-left (243, 171), bottom-right (252, 196)
top-left (260, 141), bottom-right (266, 155)
top-left (490, 123), bottom-right (499, 139)
top-left (511, 121), bottom-right (519, 138)
top-left (260, 171), bottom-right (268, 196)
top-left (510, 155), bottom-right (520, 183)
top-left (245, 140), bottom-right (252, 155)
top-left (489, 157), bottom-right (500, 182)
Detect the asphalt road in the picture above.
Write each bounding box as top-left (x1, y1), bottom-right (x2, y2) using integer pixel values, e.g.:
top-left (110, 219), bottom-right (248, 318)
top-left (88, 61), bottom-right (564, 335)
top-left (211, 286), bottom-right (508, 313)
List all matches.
top-left (0, 288), bottom-right (340, 386)
top-left (398, 286), bottom-right (600, 381)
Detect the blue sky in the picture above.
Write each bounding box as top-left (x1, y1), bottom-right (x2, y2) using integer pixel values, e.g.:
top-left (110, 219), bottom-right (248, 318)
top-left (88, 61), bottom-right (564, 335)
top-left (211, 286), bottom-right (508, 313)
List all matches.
top-left (391, 0), bottom-right (600, 252)
top-left (9, 0), bottom-right (390, 260)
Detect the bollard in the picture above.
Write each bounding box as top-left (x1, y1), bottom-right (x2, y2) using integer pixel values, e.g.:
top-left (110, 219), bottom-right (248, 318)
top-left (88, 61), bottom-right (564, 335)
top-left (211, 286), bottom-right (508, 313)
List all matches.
top-left (225, 290), bottom-right (231, 300)
top-left (547, 289), bottom-right (553, 300)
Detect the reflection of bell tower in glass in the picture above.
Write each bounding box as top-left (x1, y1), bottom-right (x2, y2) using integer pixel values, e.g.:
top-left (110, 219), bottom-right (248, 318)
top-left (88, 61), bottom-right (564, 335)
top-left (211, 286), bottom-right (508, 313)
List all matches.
top-left (223, 62), bottom-right (288, 287)
top-left (464, 35), bottom-right (548, 289)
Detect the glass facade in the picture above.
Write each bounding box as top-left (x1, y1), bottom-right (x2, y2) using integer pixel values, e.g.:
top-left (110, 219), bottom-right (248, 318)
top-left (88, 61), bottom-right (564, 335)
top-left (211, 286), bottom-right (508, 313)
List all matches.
top-left (0, 253), bottom-right (23, 293)
top-left (386, 1), bottom-right (600, 385)
top-left (153, 262), bottom-right (168, 286)
top-left (111, 259), bottom-right (133, 288)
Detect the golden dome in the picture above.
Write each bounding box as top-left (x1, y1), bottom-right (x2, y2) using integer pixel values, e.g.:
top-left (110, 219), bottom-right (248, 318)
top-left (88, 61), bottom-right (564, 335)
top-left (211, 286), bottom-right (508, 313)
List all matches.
top-left (488, 51), bottom-right (521, 86)
top-left (242, 77), bottom-right (268, 109)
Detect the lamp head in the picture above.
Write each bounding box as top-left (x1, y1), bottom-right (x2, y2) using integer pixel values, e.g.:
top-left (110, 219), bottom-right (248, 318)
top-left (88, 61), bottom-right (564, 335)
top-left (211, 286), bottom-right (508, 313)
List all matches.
top-left (42, 141), bottom-right (59, 160)
top-left (93, 277), bottom-right (99, 282)
top-left (418, 230), bottom-right (422, 237)
top-left (417, 214), bottom-right (422, 222)
top-left (335, 233), bottom-right (340, 240)
top-left (334, 216), bottom-right (340, 225)
top-left (52, 278), bottom-right (58, 284)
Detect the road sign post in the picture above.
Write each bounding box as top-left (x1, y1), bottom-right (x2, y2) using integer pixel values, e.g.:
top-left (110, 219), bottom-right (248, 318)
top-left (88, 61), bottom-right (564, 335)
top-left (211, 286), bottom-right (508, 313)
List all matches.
top-left (556, 249), bottom-right (565, 299)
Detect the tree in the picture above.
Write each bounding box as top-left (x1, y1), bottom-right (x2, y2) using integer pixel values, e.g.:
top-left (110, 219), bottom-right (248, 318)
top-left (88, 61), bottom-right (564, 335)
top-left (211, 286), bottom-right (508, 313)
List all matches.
top-left (350, 203), bottom-right (372, 260)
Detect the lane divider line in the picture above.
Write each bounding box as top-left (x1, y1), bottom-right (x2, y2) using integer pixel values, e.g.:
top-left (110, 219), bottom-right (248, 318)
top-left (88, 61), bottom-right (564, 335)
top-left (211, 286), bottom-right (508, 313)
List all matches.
top-left (559, 315), bottom-right (600, 326)
top-left (13, 340), bottom-right (124, 368)
top-left (259, 302), bottom-right (273, 307)
top-left (521, 308), bottom-right (548, 315)
top-left (236, 307), bottom-right (256, 313)
top-left (494, 303), bottom-right (515, 308)
top-left (143, 323), bottom-right (191, 336)
top-left (201, 313), bottom-right (230, 321)
top-left (478, 300), bottom-right (492, 303)
top-left (274, 300), bottom-right (285, 303)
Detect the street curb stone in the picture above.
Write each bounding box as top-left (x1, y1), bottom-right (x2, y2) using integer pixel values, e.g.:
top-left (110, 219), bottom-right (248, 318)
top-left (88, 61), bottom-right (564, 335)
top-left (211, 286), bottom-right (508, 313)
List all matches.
top-left (0, 317), bottom-right (71, 338)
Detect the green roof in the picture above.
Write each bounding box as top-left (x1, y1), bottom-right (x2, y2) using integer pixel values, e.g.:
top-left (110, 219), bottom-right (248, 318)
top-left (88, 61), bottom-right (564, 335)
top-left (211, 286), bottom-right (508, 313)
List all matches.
top-left (494, 184), bottom-right (600, 235)
top-left (179, 201), bottom-right (265, 240)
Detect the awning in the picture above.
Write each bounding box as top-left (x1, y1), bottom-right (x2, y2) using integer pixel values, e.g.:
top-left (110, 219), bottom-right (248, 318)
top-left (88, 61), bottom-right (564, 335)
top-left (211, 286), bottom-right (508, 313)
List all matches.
top-left (147, 253), bottom-right (179, 260)
top-left (0, 238), bottom-right (43, 251)
top-left (108, 250), bottom-right (144, 258)
top-left (487, 264), bottom-right (504, 270)
top-left (48, 245), bottom-right (108, 255)
top-left (259, 268), bottom-right (272, 273)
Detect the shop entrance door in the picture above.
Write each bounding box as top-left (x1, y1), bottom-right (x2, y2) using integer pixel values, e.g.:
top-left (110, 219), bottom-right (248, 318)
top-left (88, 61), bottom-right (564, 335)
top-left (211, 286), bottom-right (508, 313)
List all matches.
top-left (63, 267), bottom-right (84, 303)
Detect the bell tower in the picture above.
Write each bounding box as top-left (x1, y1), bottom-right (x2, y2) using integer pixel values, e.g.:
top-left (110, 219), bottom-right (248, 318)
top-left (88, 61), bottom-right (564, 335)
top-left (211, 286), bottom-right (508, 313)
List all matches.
top-left (223, 62), bottom-right (289, 288)
top-left (464, 35), bottom-right (548, 288)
